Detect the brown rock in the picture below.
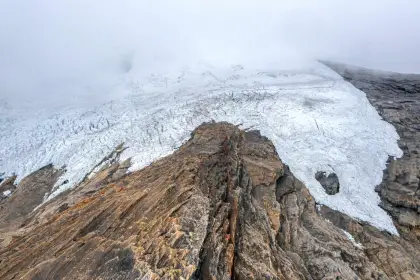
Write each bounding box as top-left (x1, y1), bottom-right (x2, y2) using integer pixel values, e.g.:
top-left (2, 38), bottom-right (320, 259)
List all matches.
top-left (0, 165), bottom-right (63, 230)
top-left (0, 122), bottom-right (419, 279)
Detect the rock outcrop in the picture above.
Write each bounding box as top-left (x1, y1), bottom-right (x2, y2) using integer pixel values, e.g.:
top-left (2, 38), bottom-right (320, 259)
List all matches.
top-left (315, 171), bottom-right (340, 195)
top-left (0, 175), bottom-right (17, 202)
top-left (0, 122), bottom-right (419, 279)
top-left (0, 165), bottom-right (63, 230)
top-left (322, 61), bottom-right (420, 240)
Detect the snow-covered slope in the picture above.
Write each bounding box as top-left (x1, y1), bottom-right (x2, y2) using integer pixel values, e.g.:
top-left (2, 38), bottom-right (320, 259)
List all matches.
top-left (0, 61), bottom-right (402, 233)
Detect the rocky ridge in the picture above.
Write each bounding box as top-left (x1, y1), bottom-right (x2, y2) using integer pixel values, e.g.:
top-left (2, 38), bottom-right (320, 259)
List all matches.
top-left (0, 122), bottom-right (419, 279)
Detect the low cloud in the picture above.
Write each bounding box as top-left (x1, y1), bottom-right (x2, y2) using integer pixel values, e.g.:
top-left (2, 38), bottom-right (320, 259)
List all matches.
top-left (0, 0), bottom-right (419, 105)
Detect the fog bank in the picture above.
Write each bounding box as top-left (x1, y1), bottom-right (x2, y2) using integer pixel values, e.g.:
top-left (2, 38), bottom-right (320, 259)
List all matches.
top-left (1, 0), bottom-right (419, 106)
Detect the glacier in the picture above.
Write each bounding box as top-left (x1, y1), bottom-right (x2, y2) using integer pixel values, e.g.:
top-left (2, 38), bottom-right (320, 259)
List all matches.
top-left (0, 60), bottom-right (402, 234)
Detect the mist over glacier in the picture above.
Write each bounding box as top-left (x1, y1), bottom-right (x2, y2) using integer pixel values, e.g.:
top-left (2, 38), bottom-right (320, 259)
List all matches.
top-left (1, 0), bottom-right (419, 107)
top-left (0, 0), bottom-right (415, 233)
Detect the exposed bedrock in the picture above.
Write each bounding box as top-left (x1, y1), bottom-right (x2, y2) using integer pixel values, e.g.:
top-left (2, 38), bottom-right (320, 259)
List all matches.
top-left (0, 122), bottom-right (419, 279)
top-left (315, 171), bottom-right (340, 195)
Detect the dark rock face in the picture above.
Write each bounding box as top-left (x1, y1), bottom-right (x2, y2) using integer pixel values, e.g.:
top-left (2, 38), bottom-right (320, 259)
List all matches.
top-left (315, 171), bottom-right (340, 195)
top-left (1, 122), bottom-right (419, 279)
top-left (322, 61), bottom-right (420, 240)
top-left (0, 165), bottom-right (63, 231)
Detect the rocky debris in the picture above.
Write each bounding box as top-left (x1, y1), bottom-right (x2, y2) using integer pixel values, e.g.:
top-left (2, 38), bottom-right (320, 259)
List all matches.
top-left (315, 171), bottom-right (340, 195)
top-left (0, 122), bottom-right (419, 279)
top-left (322, 61), bottom-right (420, 239)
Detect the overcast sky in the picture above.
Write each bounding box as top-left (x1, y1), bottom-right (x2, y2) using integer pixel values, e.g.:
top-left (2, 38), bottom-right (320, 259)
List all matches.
top-left (0, 0), bottom-right (419, 104)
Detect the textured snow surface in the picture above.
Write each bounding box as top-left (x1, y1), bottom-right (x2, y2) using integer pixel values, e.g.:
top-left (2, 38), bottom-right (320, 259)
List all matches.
top-left (0, 61), bottom-right (402, 233)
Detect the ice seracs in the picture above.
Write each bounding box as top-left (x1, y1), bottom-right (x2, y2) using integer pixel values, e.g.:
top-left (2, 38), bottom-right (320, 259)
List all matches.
top-left (0, 60), bottom-right (402, 234)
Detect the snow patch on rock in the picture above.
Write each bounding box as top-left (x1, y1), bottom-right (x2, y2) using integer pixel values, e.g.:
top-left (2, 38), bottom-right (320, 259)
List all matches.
top-left (342, 230), bottom-right (364, 249)
top-left (2, 190), bottom-right (12, 197)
